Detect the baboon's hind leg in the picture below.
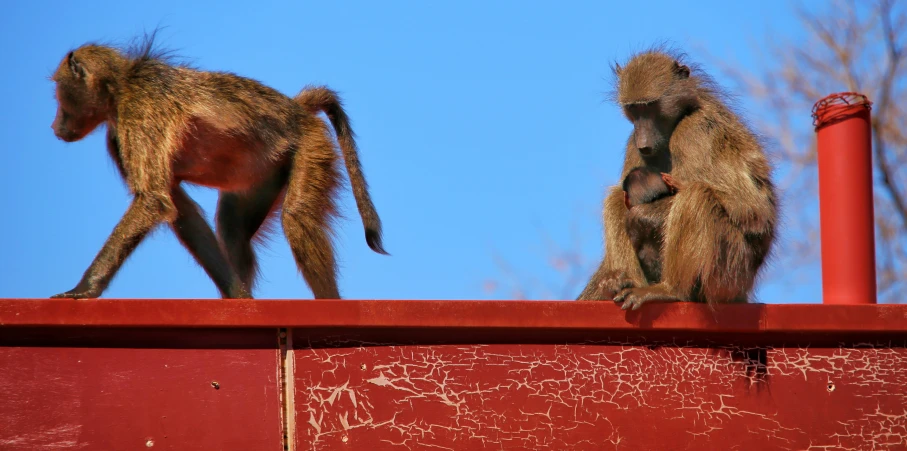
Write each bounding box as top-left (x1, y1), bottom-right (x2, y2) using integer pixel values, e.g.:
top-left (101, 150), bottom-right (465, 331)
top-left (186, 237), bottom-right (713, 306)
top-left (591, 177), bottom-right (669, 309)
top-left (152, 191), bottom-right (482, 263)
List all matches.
top-left (615, 183), bottom-right (759, 310)
top-left (281, 128), bottom-right (342, 299)
top-left (171, 186), bottom-right (250, 299)
top-left (215, 172), bottom-right (288, 292)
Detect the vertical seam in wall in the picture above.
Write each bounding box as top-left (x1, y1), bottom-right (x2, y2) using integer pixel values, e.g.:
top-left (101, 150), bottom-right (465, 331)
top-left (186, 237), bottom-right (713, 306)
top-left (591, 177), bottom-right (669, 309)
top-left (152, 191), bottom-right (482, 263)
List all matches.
top-left (278, 327), bottom-right (296, 451)
top-left (278, 328), bottom-right (288, 450)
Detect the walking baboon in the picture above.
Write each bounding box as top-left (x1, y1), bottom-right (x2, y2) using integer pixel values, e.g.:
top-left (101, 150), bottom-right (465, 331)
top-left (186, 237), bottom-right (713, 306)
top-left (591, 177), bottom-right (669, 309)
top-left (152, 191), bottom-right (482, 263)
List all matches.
top-left (578, 47), bottom-right (777, 310)
top-left (49, 35), bottom-right (387, 300)
top-left (622, 166), bottom-right (679, 286)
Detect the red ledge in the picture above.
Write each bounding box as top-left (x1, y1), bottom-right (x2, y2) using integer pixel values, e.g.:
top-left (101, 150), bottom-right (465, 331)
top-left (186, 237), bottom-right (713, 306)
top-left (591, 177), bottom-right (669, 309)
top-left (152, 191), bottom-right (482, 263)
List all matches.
top-left (0, 299), bottom-right (906, 332)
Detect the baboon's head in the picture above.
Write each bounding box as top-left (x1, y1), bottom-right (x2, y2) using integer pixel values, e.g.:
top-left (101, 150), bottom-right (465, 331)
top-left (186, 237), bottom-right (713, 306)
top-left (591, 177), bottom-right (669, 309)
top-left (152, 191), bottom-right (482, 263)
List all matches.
top-left (614, 51), bottom-right (698, 158)
top-left (51, 46), bottom-right (120, 142)
top-left (622, 166), bottom-right (674, 208)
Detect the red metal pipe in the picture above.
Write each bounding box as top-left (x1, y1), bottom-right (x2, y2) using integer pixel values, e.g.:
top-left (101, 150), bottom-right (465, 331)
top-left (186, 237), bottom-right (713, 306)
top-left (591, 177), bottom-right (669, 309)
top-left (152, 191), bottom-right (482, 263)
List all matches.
top-left (812, 92), bottom-right (877, 304)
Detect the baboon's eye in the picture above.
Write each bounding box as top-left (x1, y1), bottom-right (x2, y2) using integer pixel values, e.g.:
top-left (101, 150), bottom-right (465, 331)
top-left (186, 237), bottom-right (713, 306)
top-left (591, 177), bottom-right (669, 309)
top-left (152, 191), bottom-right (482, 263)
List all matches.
top-left (625, 104), bottom-right (644, 118)
top-left (646, 102), bottom-right (662, 117)
top-left (626, 103), bottom-right (656, 119)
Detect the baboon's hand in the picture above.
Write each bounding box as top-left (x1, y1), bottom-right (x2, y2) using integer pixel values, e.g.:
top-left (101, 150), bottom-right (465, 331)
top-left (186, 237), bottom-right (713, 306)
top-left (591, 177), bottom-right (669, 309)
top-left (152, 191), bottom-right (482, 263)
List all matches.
top-left (584, 271), bottom-right (637, 301)
top-left (614, 285), bottom-right (682, 311)
top-left (660, 173), bottom-right (682, 193)
top-left (51, 287), bottom-right (101, 299)
top-left (613, 288), bottom-right (652, 310)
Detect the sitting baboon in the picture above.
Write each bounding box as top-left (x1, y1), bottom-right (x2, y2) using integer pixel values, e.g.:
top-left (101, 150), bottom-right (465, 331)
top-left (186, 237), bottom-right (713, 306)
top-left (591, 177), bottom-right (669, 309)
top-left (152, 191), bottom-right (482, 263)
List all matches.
top-left (578, 47), bottom-right (777, 310)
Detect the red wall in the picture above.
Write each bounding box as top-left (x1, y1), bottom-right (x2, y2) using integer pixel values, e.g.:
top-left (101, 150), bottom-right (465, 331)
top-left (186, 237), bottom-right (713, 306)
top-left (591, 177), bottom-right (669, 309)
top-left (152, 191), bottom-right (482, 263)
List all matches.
top-left (1, 299), bottom-right (906, 450)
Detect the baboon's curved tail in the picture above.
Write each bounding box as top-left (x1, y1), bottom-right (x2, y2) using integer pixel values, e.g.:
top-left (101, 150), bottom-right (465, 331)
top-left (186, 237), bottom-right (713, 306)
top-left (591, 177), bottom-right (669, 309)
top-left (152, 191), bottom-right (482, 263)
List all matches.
top-left (295, 85), bottom-right (388, 255)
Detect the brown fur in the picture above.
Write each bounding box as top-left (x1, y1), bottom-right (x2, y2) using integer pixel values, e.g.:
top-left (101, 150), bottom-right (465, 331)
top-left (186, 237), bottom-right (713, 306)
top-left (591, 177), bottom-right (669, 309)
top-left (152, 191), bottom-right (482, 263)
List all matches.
top-left (49, 35), bottom-right (387, 300)
top-left (577, 47), bottom-right (777, 310)
top-left (622, 166), bottom-right (677, 286)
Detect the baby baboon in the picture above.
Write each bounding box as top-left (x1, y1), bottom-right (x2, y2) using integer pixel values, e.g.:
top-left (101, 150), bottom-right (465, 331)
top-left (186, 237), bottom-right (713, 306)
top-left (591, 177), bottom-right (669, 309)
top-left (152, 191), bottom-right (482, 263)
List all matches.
top-left (49, 34), bottom-right (387, 300)
top-left (622, 166), bottom-right (679, 286)
top-left (578, 47), bottom-right (777, 310)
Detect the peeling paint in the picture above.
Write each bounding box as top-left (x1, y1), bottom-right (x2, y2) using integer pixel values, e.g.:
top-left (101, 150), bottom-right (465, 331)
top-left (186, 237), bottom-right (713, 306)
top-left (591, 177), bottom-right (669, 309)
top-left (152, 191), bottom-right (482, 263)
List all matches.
top-left (294, 341), bottom-right (907, 450)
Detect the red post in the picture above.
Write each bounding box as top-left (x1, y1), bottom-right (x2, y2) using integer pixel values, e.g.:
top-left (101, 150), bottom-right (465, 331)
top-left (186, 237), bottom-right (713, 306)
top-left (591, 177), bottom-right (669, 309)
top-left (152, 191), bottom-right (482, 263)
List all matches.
top-left (812, 92), bottom-right (877, 304)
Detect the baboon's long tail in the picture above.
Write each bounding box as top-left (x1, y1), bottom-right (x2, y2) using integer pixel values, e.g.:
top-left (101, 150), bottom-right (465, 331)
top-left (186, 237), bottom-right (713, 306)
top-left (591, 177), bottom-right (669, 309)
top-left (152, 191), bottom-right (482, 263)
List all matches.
top-left (295, 85), bottom-right (388, 255)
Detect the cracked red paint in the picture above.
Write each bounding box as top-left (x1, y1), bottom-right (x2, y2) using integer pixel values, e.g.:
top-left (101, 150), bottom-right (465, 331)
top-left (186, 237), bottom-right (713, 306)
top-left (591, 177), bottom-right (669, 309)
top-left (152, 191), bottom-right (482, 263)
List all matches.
top-left (293, 341), bottom-right (907, 450)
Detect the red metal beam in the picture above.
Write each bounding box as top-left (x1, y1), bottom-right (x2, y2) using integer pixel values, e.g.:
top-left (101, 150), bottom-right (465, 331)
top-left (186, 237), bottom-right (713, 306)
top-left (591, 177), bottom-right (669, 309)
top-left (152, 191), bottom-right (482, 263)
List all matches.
top-left (1, 299), bottom-right (905, 333)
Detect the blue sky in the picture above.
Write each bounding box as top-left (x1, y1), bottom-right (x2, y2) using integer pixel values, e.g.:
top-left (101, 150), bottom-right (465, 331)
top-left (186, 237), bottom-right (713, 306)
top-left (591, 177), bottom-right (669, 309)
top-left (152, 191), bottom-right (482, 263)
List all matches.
top-left (0, 1), bottom-right (821, 302)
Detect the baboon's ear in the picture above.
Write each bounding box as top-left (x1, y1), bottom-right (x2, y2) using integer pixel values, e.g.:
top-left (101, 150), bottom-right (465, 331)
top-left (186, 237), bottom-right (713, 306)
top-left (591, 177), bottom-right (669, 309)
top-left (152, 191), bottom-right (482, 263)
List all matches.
top-left (673, 61), bottom-right (690, 79)
top-left (68, 52), bottom-right (86, 79)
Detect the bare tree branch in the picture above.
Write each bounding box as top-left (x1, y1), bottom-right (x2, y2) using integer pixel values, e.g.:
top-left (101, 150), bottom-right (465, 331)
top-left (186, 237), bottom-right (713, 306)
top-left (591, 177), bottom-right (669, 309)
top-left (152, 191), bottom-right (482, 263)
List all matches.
top-left (872, 0), bottom-right (907, 227)
top-left (717, 0), bottom-right (907, 303)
